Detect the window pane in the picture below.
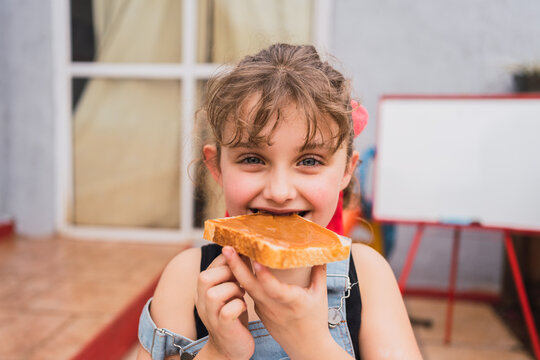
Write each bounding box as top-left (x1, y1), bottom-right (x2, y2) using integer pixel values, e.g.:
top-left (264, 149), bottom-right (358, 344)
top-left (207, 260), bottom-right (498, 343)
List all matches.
top-left (197, 0), bottom-right (313, 63)
top-left (71, 0), bottom-right (182, 63)
top-left (73, 78), bottom-right (182, 228)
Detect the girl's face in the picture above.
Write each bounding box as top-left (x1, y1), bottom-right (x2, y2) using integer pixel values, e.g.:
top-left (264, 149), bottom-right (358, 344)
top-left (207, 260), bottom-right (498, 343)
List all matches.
top-left (204, 102), bottom-right (359, 228)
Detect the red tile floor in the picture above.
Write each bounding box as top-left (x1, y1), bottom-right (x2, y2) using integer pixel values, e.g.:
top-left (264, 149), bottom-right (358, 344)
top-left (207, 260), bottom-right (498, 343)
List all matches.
top-left (1, 234), bottom-right (534, 360)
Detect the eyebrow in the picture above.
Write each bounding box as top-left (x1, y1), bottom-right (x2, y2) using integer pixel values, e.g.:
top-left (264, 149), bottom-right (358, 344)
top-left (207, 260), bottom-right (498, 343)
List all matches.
top-left (229, 141), bottom-right (264, 149)
top-left (230, 140), bottom-right (334, 153)
top-left (301, 142), bottom-right (329, 151)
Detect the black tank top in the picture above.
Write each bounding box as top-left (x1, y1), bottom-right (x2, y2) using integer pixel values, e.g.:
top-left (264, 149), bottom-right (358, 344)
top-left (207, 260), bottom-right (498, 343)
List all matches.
top-left (193, 244), bottom-right (362, 359)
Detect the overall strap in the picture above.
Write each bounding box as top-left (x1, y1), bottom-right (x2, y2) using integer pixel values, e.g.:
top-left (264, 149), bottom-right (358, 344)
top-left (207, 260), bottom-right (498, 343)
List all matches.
top-left (326, 238), bottom-right (353, 308)
top-left (347, 254), bottom-right (361, 359)
top-left (326, 238), bottom-right (357, 358)
top-left (138, 298), bottom-right (208, 359)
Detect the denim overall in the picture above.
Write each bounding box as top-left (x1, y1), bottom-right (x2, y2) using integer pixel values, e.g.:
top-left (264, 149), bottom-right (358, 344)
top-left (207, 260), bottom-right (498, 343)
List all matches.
top-left (138, 248), bottom-right (356, 359)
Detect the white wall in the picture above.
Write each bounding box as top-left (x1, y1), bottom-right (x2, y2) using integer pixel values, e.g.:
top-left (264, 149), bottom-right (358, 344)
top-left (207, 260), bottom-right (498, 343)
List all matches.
top-left (1, 3), bottom-right (11, 216)
top-left (332, 0), bottom-right (540, 292)
top-left (0, 0), bottom-right (56, 235)
top-left (0, 3), bottom-right (8, 215)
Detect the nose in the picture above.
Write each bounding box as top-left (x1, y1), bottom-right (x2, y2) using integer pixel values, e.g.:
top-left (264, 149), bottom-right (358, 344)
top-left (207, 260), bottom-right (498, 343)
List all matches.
top-left (262, 167), bottom-right (296, 204)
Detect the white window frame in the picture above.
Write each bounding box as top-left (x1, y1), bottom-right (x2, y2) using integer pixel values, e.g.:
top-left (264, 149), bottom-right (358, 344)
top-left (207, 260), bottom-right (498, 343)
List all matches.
top-left (52, 0), bottom-right (333, 243)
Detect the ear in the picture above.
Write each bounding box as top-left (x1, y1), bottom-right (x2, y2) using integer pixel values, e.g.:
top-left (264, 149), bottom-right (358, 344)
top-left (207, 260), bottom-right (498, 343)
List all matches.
top-left (203, 145), bottom-right (222, 186)
top-left (340, 150), bottom-right (360, 191)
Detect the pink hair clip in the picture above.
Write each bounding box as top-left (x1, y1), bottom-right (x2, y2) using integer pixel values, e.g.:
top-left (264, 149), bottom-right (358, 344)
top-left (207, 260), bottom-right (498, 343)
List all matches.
top-left (351, 100), bottom-right (368, 137)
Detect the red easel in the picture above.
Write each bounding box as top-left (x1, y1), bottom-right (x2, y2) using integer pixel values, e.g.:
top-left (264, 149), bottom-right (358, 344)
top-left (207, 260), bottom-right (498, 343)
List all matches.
top-left (398, 224), bottom-right (540, 360)
top-left (372, 94), bottom-right (540, 359)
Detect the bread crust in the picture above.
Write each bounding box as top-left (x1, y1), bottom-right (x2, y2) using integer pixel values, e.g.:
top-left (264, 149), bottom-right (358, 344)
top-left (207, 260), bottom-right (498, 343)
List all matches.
top-left (203, 214), bottom-right (350, 269)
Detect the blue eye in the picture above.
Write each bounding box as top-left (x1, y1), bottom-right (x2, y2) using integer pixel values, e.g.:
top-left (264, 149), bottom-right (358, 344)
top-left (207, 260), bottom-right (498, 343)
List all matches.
top-left (242, 156), bottom-right (263, 165)
top-left (299, 158), bottom-right (320, 167)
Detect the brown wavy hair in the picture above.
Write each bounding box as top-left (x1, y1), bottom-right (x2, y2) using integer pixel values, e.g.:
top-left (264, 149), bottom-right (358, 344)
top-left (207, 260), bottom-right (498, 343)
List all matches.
top-left (198, 43), bottom-right (359, 207)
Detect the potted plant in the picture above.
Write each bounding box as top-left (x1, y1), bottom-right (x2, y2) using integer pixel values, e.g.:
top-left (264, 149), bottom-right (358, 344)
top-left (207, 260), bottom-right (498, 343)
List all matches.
top-left (512, 63), bottom-right (540, 92)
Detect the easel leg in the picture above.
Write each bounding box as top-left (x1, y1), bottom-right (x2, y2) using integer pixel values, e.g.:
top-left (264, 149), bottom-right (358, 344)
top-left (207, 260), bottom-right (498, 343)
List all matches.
top-left (504, 232), bottom-right (540, 360)
top-left (399, 224), bottom-right (425, 293)
top-left (444, 227), bottom-right (461, 345)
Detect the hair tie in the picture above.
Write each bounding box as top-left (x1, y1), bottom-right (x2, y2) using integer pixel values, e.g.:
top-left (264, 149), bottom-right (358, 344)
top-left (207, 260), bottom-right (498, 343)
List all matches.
top-left (350, 100), bottom-right (368, 137)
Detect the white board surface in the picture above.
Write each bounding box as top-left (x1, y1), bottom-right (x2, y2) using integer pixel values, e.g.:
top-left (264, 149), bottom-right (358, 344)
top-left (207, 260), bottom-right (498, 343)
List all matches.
top-left (373, 96), bottom-right (540, 232)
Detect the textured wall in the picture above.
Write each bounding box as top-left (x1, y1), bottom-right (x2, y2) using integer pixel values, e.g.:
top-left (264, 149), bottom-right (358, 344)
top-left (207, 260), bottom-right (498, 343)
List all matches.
top-left (1, 0), bottom-right (55, 235)
top-left (333, 0), bottom-right (540, 291)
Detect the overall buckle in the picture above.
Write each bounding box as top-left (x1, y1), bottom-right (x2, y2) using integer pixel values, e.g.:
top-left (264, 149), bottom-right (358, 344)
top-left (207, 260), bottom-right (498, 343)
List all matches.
top-left (151, 327), bottom-right (184, 356)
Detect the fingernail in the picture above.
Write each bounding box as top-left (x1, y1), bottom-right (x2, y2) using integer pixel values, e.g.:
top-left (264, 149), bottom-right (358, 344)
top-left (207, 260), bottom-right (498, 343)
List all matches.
top-left (222, 246), bottom-right (234, 259)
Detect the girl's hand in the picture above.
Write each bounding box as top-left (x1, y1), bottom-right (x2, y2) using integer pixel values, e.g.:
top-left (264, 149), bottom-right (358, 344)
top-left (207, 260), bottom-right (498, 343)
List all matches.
top-left (222, 246), bottom-right (338, 360)
top-left (195, 254), bottom-right (254, 360)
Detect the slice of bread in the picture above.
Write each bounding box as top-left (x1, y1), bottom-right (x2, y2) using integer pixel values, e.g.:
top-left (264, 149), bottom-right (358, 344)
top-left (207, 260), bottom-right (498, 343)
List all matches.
top-left (203, 213), bottom-right (351, 269)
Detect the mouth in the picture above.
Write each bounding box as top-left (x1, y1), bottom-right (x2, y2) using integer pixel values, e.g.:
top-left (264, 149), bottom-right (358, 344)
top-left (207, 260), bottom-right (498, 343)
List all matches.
top-left (249, 208), bottom-right (309, 217)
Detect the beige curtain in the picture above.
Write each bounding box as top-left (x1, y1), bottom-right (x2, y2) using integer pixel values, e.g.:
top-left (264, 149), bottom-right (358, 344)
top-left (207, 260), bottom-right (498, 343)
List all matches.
top-left (199, 0), bottom-right (312, 63)
top-left (73, 0), bottom-right (182, 228)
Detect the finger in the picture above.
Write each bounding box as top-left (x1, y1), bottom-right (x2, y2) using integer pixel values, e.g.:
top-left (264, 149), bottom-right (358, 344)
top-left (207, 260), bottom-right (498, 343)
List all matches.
top-left (219, 297), bottom-right (248, 323)
top-left (198, 280), bottom-right (244, 327)
top-left (309, 264), bottom-right (327, 293)
top-left (198, 264), bottom-right (236, 294)
top-left (222, 246), bottom-right (261, 296)
top-left (205, 282), bottom-right (245, 325)
top-left (206, 281), bottom-right (246, 308)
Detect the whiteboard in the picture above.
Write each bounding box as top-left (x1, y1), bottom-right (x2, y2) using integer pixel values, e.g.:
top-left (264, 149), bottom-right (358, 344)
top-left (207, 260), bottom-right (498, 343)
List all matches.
top-left (373, 96), bottom-right (540, 232)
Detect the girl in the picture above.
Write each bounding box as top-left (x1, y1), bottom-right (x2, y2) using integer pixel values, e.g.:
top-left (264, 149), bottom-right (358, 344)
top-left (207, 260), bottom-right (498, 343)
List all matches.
top-left (136, 44), bottom-right (422, 360)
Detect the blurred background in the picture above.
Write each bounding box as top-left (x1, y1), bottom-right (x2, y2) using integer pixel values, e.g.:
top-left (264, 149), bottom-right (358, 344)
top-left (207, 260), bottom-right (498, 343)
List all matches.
top-left (1, 0), bottom-right (539, 359)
